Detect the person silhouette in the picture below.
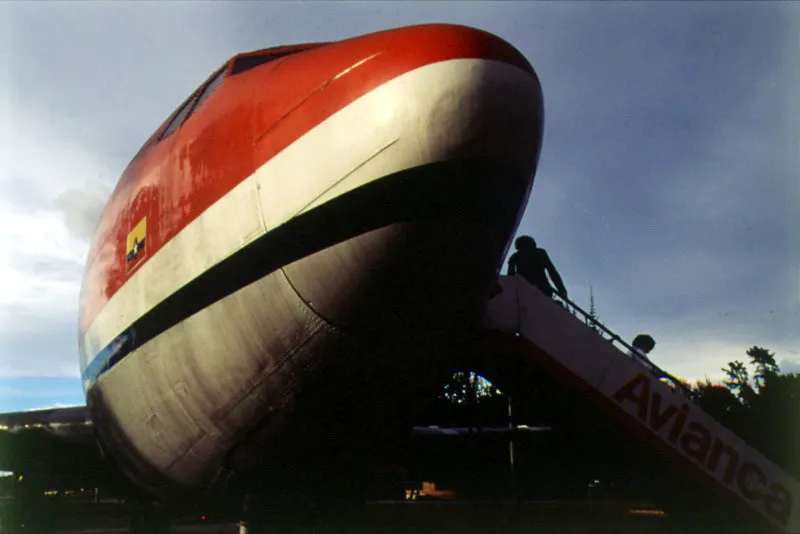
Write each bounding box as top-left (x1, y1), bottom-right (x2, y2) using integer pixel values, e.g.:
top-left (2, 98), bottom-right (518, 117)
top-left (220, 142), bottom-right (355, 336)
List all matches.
top-left (507, 236), bottom-right (567, 299)
top-left (628, 334), bottom-right (656, 364)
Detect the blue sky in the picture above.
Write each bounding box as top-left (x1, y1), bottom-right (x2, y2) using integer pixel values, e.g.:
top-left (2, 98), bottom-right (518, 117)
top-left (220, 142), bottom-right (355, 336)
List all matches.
top-left (0, 2), bottom-right (798, 412)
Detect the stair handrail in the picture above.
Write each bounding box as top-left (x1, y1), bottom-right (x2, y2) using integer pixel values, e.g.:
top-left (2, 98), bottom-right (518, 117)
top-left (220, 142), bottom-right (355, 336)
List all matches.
top-left (550, 292), bottom-right (696, 401)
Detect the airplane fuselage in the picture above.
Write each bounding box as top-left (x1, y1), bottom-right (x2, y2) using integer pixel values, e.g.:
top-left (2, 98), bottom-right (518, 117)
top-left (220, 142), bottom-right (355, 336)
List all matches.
top-left (77, 24), bottom-right (544, 499)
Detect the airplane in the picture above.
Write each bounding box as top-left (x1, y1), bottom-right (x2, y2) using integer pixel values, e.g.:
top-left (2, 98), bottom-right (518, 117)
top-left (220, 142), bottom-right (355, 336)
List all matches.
top-left (0, 23), bottom-right (543, 532)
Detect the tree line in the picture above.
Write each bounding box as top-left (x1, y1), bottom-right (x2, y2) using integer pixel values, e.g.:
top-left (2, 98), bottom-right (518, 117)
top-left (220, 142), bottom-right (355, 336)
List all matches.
top-left (695, 346), bottom-right (800, 479)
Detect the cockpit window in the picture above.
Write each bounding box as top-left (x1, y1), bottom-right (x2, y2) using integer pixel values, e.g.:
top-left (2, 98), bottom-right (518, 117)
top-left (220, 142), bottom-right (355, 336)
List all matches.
top-left (193, 67), bottom-right (225, 110)
top-left (230, 50), bottom-right (300, 76)
top-left (161, 98), bottom-right (195, 139)
top-left (160, 66), bottom-right (226, 140)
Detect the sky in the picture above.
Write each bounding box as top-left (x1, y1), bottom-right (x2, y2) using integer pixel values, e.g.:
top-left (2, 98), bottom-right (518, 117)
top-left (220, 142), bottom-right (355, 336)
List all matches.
top-left (0, 1), bottom-right (798, 412)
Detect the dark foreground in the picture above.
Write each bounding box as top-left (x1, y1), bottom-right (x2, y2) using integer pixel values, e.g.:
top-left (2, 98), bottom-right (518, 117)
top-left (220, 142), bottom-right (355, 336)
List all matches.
top-left (10, 500), bottom-right (761, 534)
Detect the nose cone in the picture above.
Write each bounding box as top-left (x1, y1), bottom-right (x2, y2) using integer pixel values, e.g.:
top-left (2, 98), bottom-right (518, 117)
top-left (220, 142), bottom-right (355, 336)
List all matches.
top-left (360, 23), bottom-right (536, 78)
top-left (340, 23), bottom-right (544, 177)
top-left (276, 26), bottom-right (544, 339)
top-left (261, 23), bottom-right (544, 221)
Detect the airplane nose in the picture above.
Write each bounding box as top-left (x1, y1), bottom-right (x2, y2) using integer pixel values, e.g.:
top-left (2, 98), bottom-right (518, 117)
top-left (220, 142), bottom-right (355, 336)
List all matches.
top-left (277, 28), bottom-right (544, 340)
top-left (360, 23), bottom-right (544, 178)
top-left (254, 24), bottom-right (544, 232)
top-left (380, 23), bottom-right (543, 175)
top-left (275, 27), bottom-right (544, 221)
top-left (411, 53), bottom-right (543, 177)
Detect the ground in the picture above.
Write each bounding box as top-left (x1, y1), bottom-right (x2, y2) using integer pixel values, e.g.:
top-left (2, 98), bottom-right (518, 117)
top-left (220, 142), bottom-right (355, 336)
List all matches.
top-left (25, 500), bottom-right (763, 534)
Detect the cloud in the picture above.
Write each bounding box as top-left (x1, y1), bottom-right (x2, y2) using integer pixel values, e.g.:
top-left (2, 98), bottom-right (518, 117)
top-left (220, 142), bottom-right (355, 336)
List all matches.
top-left (0, 378), bottom-right (84, 412)
top-left (24, 403), bottom-right (82, 412)
top-left (55, 182), bottom-right (112, 241)
top-left (0, 27), bottom-right (119, 378)
top-left (0, 209), bottom-right (85, 315)
top-left (512, 2), bottom-right (800, 383)
top-left (0, 309), bottom-right (79, 378)
top-left (0, 1), bottom-right (797, 397)
top-left (778, 359), bottom-right (800, 375)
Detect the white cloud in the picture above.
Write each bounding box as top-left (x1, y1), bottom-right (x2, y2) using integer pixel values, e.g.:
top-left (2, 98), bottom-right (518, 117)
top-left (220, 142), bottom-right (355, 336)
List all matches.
top-left (55, 182), bottom-right (112, 242)
top-left (0, 209), bottom-right (84, 317)
top-left (24, 403), bottom-right (82, 412)
top-left (0, 91), bottom-right (116, 377)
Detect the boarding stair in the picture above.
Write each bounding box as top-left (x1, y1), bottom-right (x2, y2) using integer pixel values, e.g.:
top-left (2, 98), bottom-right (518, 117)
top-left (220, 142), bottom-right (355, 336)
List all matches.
top-left (478, 275), bottom-right (800, 533)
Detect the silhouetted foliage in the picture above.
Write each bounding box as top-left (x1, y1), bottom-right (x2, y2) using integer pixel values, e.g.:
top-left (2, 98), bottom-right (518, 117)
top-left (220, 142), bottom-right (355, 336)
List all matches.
top-left (721, 360), bottom-right (756, 405)
top-left (694, 348), bottom-right (799, 478)
top-left (747, 346), bottom-right (779, 390)
top-left (413, 371), bottom-right (508, 429)
top-left (440, 371), bottom-right (504, 405)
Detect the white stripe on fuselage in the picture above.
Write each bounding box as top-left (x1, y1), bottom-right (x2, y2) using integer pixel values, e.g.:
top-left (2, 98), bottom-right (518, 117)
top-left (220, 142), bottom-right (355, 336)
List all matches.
top-left (81, 58), bottom-right (540, 373)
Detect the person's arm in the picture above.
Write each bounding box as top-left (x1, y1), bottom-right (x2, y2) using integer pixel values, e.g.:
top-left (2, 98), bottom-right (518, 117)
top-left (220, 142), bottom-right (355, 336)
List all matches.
top-left (507, 254), bottom-right (517, 276)
top-left (543, 252), bottom-right (567, 297)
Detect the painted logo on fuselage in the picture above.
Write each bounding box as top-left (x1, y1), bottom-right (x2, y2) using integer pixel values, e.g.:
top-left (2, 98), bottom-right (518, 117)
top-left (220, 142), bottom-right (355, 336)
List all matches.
top-left (126, 217), bottom-right (147, 266)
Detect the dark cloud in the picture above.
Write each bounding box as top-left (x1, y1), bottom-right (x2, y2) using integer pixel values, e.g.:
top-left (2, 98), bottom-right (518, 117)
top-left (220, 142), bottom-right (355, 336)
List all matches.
top-left (1, 2), bottom-right (797, 388)
top-left (509, 3), bottom-right (799, 368)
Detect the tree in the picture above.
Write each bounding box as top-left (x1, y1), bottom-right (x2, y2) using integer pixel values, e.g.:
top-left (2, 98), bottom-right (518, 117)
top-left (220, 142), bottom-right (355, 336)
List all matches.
top-left (746, 346), bottom-right (779, 390)
top-left (694, 378), bottom-right (741, 427)
top-left (433, 371), bottom-right (508, 428)
top-left (721, 360), bottom-right (756, 405)
top-left (739, 363), bottom-right (800, 477)
top-left (440, 371), bottom-right (504, 405)
top-left (714, 348), bottom-right (800, 478)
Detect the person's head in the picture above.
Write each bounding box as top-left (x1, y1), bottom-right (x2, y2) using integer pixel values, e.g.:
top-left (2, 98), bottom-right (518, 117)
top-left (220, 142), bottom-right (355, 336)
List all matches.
top-left (632, 334), bottom-right (656, 353)
top-left (515, 235), bottom-right (537, 251)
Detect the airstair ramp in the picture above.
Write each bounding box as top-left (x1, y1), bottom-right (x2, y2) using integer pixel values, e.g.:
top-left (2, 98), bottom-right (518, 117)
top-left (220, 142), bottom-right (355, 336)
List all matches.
top-left (482, 275), bottom-right (800, 533)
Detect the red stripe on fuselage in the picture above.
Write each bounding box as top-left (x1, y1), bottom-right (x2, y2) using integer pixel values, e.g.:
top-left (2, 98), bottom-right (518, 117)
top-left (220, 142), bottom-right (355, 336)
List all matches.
top-left (79, 24), bottom-right (534, 335)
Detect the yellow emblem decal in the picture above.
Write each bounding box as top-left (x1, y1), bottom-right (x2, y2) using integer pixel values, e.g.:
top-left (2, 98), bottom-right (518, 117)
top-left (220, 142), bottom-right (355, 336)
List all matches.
top-left (126, 217), bottom-right (147, 264)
